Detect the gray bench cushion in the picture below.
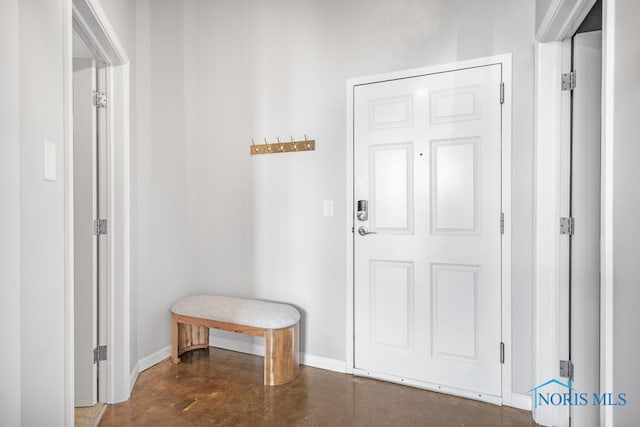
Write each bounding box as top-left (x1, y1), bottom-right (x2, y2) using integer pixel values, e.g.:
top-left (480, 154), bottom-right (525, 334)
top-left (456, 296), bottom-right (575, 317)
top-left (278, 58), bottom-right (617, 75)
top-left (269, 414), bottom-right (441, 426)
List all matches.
top-left (171, 295), bottom-right (300, 330)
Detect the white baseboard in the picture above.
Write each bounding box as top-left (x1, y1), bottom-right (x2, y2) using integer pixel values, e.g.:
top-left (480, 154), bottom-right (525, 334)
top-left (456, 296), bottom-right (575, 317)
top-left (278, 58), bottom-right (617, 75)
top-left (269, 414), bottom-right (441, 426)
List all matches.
top-left (129, 361), bottom-right (139, 394)
top-left (212, 335), bottom-right (264, 357)
top-left (211, 334), bottom-right (347, 374)
top-left (300, 352), bottom-right (346, 373)
top-left (138, 345), bottom-right (171, 372)
top-left (508, 392), bottom-right (532, 411)
top-left (139, 345), bottom-right (171, 371)
top-left (129, 346), bottom-right (171, 393)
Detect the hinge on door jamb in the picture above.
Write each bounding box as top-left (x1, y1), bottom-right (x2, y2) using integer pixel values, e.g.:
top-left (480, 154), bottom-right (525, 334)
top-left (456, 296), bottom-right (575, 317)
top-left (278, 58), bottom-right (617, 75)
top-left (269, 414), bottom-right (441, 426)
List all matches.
top-left (560, 217), bottom-right (575, 235)
top-left (500, 213), bottom-right (504, 235)
top-left (93, 345), bottom-right (107, 363)
top-left (500, 342), bottom-right (505, 364)
top-left (94, 91), bottom-right (107, 108)
top-left (94, 219), bottom-right (108, 236)
top-left (561, 71), bottom-right (576, 91)
top-left (499, 82), bottom-right (505, 104)
top-left (560, 360), bottom-right (574, 379)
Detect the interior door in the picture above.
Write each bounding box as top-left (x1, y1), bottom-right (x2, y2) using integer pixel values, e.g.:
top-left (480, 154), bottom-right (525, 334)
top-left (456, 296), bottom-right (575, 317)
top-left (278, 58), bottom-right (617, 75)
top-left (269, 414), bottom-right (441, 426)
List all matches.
top-left (73, 58), bottom-right (98, 407)
top-left (353, 64), bottom-right (504, 401)
top-left (570, 30), bottom-right (602, 427)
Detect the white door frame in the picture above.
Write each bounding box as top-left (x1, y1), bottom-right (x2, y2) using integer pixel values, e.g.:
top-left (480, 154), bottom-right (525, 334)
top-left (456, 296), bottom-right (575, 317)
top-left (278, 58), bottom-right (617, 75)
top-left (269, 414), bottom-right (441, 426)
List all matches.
top-left (345, 54), bottom-right (513, 405)
top-left (64, 0), bottom-right (131, 423)
top-left (532, 39), bottom-right (572, 426)
top-left (533, 1), bottom-right (615, 426)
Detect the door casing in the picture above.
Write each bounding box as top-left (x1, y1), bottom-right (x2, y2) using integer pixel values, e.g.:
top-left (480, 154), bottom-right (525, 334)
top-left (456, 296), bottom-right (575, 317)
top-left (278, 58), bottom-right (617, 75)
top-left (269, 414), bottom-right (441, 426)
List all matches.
top-left (64, 0), bottom-right (132, 422)
top-left (345, 54), bottom-right (513, 406)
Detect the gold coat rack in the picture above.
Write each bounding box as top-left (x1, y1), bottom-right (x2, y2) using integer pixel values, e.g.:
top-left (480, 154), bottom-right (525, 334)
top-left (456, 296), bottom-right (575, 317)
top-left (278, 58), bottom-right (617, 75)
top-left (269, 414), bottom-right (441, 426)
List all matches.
top-left (250, 135), bottom-right (315, 155)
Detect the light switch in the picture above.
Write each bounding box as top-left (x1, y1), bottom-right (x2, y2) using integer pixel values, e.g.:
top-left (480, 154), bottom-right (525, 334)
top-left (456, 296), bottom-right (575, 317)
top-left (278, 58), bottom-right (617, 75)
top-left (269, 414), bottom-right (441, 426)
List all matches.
top-left (43, 140), bottom-right (56, 182)
top-left (323, 200), bottom-right (334, 217)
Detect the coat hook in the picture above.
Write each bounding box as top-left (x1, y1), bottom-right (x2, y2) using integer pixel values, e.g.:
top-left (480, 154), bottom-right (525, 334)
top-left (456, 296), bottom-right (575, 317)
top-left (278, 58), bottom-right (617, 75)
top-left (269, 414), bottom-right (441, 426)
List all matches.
top-left (251, 139), bottom-right (258, 153)
top-left (264, 138), bottom-right (272, 152)
top-left (277, 137), bottom-right (284, 151)
top-left (304, 134), bottom-right (311, 149)
top-left (291, 136), bottom-right (297, 151)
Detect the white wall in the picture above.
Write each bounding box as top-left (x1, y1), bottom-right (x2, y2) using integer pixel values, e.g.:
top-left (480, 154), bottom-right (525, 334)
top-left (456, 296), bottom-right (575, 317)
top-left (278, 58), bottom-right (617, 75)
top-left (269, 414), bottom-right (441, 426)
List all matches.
top-left (609, 0), bottom-right (640, 424)
top-left (162, 0), bottom-right (535, 393)
top-left (134, 0), bottom-right (199, 360)
top-left (0, 0), bottom-right (22, 424)
top-left (18, 0), bottom-right (67, 423)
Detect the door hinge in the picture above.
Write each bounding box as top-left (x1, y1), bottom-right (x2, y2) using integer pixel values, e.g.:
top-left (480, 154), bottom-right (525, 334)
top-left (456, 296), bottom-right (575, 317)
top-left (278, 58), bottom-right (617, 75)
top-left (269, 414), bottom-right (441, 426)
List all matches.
top-left (560, 217), bottom-right (575, 235)
top-left (93, 345), bottom-right (107, 363)
top-left (561, 71), bottom-right (576, 91)
top-left (500, 213), bottom-right (504, 235)
top-left (560, 360), bottom-right (574, 379)
top-left (499, 82), bottom-right (505, 104)
top-left (500, 342), bottom-right (505, 364)
top-left (94, 219), bottom-right (108, 236)
top-left (94, 91), bottom-right (107, 108)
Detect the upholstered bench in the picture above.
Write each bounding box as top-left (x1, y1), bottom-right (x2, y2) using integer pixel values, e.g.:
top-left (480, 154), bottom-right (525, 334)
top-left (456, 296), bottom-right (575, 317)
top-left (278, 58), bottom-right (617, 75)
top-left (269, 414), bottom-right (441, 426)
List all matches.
top-left (171, 295), bottom-right (300, 385)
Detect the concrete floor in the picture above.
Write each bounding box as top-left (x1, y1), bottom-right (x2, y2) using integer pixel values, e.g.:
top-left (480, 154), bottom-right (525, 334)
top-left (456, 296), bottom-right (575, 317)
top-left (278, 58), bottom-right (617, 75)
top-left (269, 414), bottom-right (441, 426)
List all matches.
top-left (101, 348), bottom-right (538, 426)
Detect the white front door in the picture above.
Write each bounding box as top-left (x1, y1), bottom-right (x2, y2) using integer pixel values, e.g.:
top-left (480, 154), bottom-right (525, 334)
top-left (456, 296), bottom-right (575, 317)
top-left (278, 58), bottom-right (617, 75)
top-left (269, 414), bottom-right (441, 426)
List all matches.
top-left (353, 63), bottom-right (504, 402)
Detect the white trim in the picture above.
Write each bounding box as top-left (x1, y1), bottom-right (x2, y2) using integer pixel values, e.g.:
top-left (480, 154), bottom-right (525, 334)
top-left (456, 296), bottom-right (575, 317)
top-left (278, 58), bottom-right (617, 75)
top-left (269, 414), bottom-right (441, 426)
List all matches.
top-left (71, 0), bottom-right (128, 65)
top-left (500, 54), bottom-right (514, 408)
top-left (129, 361), bottom-right (139, 394)
top-left (601, 1), bottom-right (615, 425)
top-left (509, 392), bottom-right (533, 411)
top-left (300, 353), bottom-right (347, 374)
top-left (138, 346), bottom-right (171, 372)
top-left (354, 369), bottom-right (502, 406)
top-left (63, 1), bottom-right (75, 425)
top-left (65, 0), bottom-right (131, 417)
top-left (345, 80), bottom-right (355, 375)
top-left (345, 54), bottom-right (513, 405)
top-left (536, 0), bottom-right (597, 42)
top-left (532, 40), bottom-right (568, 427)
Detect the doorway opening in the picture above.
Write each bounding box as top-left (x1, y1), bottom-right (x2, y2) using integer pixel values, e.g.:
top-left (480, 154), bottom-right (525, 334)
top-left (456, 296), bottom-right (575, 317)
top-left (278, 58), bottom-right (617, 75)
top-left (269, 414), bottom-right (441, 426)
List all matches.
top-left (532, 0), bottom-right (602, 424)
top-left (64, 0), bottom-right (132, 421)
top-left (72, 27), bottom-right (108, 420)
top-left (566, 2), bottom-right (602, 425)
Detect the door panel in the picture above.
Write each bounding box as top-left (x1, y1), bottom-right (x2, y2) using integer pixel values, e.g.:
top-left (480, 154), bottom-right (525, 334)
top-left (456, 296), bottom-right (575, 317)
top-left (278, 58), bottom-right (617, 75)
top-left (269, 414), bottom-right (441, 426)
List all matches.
top-left (73, 58), bottom-right (98, 407)
top-left (370, 144), bottom-right (413, 232)
top-left (354, 64), bottom-right (503, 399)
top-left (370, 261), bottom-right (414, 349)
top-left (431, 139), bottom-right (479, 233)
top-left (571, 30), bottom-right (602, 427)
top-left (431, 264), bottom-right (479, 361)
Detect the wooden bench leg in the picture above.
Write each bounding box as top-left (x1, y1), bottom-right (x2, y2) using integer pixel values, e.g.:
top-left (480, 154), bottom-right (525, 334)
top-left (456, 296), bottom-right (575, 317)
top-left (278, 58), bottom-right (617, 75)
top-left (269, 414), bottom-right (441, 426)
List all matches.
top-left (171, 313), bottom-right (181, 364)
top-left (264, 323), bottom-right (299, 385)
top-left (171, 313), bottom-right (210, 365)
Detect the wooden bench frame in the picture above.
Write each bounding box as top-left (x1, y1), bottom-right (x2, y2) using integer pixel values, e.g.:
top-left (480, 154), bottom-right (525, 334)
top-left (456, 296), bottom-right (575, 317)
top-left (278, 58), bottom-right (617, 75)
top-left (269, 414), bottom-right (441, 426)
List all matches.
top-left (171, 313), bottom-right (299, 385)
